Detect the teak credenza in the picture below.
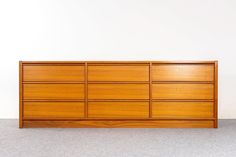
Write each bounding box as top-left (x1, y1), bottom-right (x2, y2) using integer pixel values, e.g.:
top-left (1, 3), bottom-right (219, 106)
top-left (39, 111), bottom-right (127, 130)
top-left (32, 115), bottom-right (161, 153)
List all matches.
top-left (19, 61), bottom-right (218, 128)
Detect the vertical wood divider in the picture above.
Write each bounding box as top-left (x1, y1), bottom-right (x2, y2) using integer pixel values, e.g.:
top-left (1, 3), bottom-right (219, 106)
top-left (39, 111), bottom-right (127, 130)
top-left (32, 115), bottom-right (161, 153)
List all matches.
top-left (19, 61), bottom-right (23, 128)
top-left (85, 62), bottom-right (88, 118)
top-left (214, 61), bottom-right (218, 128)
top-left (149, 62), bottom-right (153, 118)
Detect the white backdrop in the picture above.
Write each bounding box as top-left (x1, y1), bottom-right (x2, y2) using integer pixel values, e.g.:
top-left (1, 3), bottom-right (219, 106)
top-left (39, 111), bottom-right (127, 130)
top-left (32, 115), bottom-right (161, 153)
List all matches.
top-left (0, 0), bottom-right (235, 119)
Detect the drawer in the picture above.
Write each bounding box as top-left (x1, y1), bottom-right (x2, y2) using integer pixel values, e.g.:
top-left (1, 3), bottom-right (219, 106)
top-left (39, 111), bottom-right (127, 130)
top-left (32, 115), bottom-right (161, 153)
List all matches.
top-left (88, 102), bottom-right (149, 118)
top-left (88, 84), bottom-right (149, 99)
top-left (152, 64), bottom-right (214, 81)
top-left (88, 65), bottom-right (149, 81)
top-left (24, 102), bottom-right (85, 118)
top-left (23, 65), bottom-right (85, 81)
top-left (24, 84), bottom-right (84, 100)
top-left (152, 102), bottom-right (214, 118)
top-left (152, 84), bottom-right (214, 99)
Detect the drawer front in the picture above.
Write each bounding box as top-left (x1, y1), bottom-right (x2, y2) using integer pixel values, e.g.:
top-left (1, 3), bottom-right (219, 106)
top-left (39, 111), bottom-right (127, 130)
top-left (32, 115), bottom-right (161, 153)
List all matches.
top-left (88, 65), bottom-right (149, 81)
top-left (152, 102), bottom-right (214, 118)
top-left (152, 64), bottom-right (214, 81)
top-left (23, 65), bottom-right (85, 81)
top-left (24, 102), bottom-right (85, 118)
top-left (24, 84), bottom-right (84, 100)
top-left (88, 102), bottom-right (149, 118)
top-left (88, 84), bottom-right (149, 99)
top-left (152, 84), bottom-right (214, 99)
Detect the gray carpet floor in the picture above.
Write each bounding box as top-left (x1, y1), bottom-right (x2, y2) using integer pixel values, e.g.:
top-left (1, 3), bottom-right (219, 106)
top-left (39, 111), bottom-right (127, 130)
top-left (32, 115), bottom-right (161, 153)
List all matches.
top-left (0, 120), bottom-right (235, 157)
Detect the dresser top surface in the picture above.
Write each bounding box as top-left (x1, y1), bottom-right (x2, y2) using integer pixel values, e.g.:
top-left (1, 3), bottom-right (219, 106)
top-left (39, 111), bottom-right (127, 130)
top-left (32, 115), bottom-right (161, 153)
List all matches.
top-left (20, 61), bottom-right (218, 64)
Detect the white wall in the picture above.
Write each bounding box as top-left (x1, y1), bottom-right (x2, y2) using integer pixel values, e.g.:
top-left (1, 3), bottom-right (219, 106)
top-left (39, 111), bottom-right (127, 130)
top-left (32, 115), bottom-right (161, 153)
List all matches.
top-left (0, 0), bottom-right (235, 119)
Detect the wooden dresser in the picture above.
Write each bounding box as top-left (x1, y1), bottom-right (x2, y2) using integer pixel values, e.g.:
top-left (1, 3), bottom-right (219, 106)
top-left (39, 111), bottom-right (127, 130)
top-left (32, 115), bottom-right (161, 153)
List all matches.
top-left (19, 61), bottom-right (218, 128)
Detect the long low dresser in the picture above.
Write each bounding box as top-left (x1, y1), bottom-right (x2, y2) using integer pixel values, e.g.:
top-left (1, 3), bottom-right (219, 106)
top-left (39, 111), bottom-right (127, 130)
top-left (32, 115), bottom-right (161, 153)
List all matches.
top-left (19, 61), bottom-right (218, 128)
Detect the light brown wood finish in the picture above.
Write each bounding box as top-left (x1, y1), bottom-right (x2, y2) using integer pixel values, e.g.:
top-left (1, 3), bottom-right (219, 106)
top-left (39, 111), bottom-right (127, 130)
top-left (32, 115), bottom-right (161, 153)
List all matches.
top-left (88, 84), bottom-right (149, 99)
top-left (24, 84), bottom-right (84, 100)
top-left (88, 65), bottom-right (149, 81)
top-left (88, 102), bottom-right (149, 118)
top-left (152, 102), bottom-right (214, 118)
top-left (19, 61), bottom-right (23, 128)
top-left (23, 120), bottom-right (215, 128)
top-left (152, 64), bottom-right (214, 81)
top-left (24, 65), bottom-right (85, 81)
top-left (24, 102), bottom-right (85, 119)
top-left (152, 84), bottom-right (214, 100)
top-left (149, 62), bottom-right (153, 118)
top-left (20, 61), bottom-right (218, 128)
top-left (84, 62), bottom-right (88, 118)
top-left (214, 61), bottom-right (218, 128)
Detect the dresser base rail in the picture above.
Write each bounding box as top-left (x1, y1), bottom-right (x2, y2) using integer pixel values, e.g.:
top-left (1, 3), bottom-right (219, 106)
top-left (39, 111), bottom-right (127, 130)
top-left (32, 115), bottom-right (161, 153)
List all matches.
top-left (23, 120), bottom-right (216, 128)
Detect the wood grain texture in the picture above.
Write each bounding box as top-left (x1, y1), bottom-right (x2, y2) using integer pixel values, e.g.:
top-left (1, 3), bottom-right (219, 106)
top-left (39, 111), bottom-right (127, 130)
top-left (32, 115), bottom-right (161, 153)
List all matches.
top-left (88, 102), bottom-right (149, 118)
top-left (21, 61), bottom-right (217, 64)
top-left (24, 84), bottom-right (84, 100)
top-left (85, 62), bottom-right (88, 118)
top-left (149, 62), bottom-right (152, 118)
top-left (88, 65), bottom-right (149, 81)
top-left (152, 64), bottom-right (214, 81)
top-left (152, 102), bottom-right (214, 118)
top-left (23, 65), bottom-right (85, 81)
top-left (152, 84), bottom-right (214, 100)
top-left (19, 61), bottom-right (23, 128)
top-left (214, 61), bottom-right (218, 128)
top-left (23, 120), bottom-right (215, 128)
top-left (24, 102), bottom-right (85, 119)
top-left (20, 61), bottom-right (218, 128)
top-left (88, 84), bottom-right (149, 99)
